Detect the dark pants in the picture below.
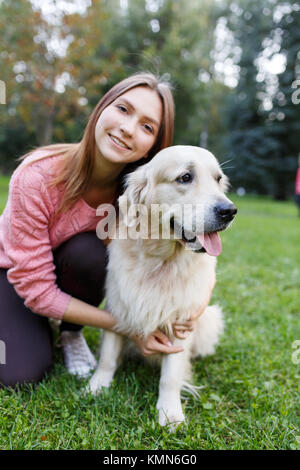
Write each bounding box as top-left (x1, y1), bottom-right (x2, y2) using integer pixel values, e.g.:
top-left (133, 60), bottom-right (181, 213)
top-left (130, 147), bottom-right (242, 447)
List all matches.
top-left (0, 232), bottom-right (108, 388)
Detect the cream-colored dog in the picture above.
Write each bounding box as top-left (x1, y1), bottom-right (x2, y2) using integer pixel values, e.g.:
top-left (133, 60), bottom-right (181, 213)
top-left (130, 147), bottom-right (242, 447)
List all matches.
top-left (89, 146), bottom-right (237, 430)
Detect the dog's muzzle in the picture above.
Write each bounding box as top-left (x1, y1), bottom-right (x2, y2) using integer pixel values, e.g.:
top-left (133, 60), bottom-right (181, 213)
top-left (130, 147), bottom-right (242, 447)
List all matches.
top-left (169, 202), bottom-right (237, 255)
top-left (214, 203), bottom-right (237, 225)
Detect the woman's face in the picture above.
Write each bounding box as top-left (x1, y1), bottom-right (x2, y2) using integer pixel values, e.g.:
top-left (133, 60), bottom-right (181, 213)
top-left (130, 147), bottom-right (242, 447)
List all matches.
top-left (95, 86), bottom-right (163, 165)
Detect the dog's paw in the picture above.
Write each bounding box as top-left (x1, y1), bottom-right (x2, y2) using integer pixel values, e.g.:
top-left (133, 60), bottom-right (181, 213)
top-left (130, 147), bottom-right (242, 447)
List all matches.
top-left (86, 371), bottom-right (112, 396)
top-left (156, 401), bottom-right (185, 432)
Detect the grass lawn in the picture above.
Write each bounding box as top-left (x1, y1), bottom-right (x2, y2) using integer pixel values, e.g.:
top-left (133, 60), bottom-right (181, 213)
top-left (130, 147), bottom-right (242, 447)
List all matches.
top-left (0, 173), bottom-right (299, 450)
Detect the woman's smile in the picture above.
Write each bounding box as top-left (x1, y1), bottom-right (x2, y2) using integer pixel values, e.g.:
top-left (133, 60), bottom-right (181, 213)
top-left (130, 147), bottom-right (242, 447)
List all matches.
top-left (108, 133), bottom-right (132, 150)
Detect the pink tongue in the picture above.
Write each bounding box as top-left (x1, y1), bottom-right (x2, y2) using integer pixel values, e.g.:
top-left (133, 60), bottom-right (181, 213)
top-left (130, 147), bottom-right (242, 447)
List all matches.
top-left (197, 232), bottom-right (222, 256)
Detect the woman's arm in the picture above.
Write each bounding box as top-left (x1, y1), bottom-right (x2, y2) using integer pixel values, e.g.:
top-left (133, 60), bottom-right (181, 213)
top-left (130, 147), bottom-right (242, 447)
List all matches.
top-left (63, 297), bottom-right (184, 356)
top-left (4, 166), bottom-right (72, 319)
top-left (63, 297), bottom-right (117, 330)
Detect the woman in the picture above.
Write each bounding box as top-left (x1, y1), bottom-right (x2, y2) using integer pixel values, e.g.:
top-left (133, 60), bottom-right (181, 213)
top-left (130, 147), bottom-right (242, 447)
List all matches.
top-left (0, 72), bottom-right (206, 388)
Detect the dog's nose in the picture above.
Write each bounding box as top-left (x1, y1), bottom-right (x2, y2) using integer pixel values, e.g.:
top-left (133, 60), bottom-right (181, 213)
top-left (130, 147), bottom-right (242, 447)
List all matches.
top-left (215, 203), bottom-right (237, 222)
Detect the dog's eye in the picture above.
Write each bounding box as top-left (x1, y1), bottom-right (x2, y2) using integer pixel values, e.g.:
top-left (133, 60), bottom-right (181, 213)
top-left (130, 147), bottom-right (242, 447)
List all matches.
top-left (215, 174), bottom-right (222, 183)
top-left (176, 173), bottom-right (193, 184)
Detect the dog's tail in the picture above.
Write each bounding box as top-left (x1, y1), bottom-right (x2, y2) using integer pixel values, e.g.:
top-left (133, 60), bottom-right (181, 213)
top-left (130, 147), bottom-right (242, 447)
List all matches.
top-left (190, 304), bottom-right (224, 358)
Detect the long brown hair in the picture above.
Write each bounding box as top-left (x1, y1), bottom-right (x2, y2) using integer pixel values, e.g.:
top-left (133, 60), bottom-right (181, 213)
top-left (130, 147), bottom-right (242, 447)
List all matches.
top-left (19, 72), bottom-right (175, 215)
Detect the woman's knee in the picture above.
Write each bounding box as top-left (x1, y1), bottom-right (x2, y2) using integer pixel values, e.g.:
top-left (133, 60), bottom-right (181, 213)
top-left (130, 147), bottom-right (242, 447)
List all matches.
top-left (53, 232), bottom-right (108, 305)
top-left (0, 270), bottom-right (54, 389)
top-left (0, 360), bottom-right (52, 389)
top-left (0, 335), bottom-right (53, 389)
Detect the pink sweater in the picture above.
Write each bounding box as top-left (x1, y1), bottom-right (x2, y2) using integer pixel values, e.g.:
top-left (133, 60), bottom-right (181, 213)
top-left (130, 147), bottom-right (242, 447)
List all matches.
top-left (0, 150), bottom-right (110, 320)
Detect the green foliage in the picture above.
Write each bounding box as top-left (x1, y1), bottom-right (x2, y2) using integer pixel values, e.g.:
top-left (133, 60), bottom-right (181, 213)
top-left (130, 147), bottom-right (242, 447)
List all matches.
top-left (0, 0), bottom-right (299, 198)
top-left (223, 0), bottom-right (300, 199)
top-left (0, 0), bottom-right (229, 168)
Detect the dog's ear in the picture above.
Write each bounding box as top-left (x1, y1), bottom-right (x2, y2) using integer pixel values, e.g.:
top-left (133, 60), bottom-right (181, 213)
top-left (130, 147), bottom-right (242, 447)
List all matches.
top-left (221, 173), bottom-right (230, 193)
top-left (118, 166), bottom-right (150, 227)
top-left (124, 166), bottom-right (149, 206)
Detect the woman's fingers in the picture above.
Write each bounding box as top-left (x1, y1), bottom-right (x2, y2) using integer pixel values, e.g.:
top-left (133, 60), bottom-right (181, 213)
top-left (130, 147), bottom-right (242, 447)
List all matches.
top-left (133, 329), bottom-right (185, 356)
top-left (149, 330), bottom-right (184, 354)
top-left (153, 329), bottom-right (172, 346)
top-left (173, 330), bottom-right (191, 339)
top-left (173, 326), bottom-right (194, 336)
top-left (151, 341), bottom-right (184, 354)
top-left (173, 320), bottom-right (194, 327)
top-left (174, 325), bottom-right (193, 332)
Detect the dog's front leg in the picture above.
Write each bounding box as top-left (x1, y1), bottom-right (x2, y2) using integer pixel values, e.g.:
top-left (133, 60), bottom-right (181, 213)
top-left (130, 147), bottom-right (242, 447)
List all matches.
top-left (88, 331), bottom-right (123, 395)
top-left (156, 336), bottom-right (192, 431)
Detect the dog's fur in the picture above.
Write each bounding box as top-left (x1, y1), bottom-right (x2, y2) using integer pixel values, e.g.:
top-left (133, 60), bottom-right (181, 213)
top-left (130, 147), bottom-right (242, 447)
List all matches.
top-left (89, 146), bottom-right (236, 430)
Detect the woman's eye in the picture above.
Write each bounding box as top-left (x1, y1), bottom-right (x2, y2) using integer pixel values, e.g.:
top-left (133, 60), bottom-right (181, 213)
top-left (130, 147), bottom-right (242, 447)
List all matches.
top-left (117, 104), bottom-right (127, 113)
top-left (144, 124), bottom-right (154, 133)
top-left (176, 173), bottom-right (193, 184)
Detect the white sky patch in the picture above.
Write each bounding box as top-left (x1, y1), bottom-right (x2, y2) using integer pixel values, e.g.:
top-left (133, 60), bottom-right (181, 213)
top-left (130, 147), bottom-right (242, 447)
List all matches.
top-left (54, 71), bottom-right (75, 93)
top-left (30, 0), bottom-right (91, 24)
top-left (273, 2), bottom-right (295, 23)
top-left (263, 53), bottom-right (286, 75)
top-left (120, 0), bottom-right (128, 10)
top-left (198, 70), bottom-right (210, 83)
top-left (145, 0), bottom-right (164, 13)
top-left (29, 0), bottom-right (90, 58)
top-left (254, 3), bottom-right (292, 113)
top-left (150, 19), bottom-right (160, 33)
top-left (213, 4), bottom-right (294, 101)
top-left (213, 17), bottom-right (241, 88)
top-left (24, 0), bottom-right (297, 101)
top-left (256, 52), bottom-right (287, 112)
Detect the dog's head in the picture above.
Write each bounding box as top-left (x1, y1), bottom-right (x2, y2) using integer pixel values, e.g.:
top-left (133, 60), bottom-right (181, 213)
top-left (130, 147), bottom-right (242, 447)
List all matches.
top-left (118, 145), bottom-right (237, 256)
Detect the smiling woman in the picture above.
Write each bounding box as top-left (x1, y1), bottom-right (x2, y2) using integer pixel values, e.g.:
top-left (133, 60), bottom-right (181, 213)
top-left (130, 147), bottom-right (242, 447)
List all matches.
top-left (0, 72), bottom-right (183, 389)
top-left (93, 86), bottom-right (163, 188)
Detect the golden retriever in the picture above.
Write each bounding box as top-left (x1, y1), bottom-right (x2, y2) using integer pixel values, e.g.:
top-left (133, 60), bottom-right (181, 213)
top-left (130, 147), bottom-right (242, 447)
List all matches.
top-left (88, 146), bottom-right (237, 430)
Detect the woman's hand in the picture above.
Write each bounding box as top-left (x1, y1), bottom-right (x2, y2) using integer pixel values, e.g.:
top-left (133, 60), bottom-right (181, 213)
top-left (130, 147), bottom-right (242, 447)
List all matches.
top-left (130, 329), bottom-right (184, 357)
top-left (173, 305), bottom-right (208, 339)
top-left (173, 316), bottom-right (199, 339)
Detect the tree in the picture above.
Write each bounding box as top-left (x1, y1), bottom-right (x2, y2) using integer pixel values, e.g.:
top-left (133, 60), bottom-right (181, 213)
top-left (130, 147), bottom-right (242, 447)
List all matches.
top-left (0, 0), bottom-right (229, 171)
top-left (0, 0), bottom-right (117, 168)
top-left (223, 0), bottom-right (300, 199)
top-left (267, 4), bottom-right (300, 199)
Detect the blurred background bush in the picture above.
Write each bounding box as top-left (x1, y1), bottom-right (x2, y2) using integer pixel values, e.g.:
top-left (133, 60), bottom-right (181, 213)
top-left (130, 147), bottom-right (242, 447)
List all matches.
top-left (0, 0), bottom-right (299, 200)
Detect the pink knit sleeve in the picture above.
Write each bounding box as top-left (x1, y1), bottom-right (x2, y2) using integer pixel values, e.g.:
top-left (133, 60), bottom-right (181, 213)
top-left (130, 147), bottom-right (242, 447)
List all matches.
top-left (5, 165), bottom-right (71, 320)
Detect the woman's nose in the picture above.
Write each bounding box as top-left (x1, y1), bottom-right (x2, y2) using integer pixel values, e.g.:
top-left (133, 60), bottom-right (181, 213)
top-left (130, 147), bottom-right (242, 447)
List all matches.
top-left (120, 120), bottom-right (135, 137)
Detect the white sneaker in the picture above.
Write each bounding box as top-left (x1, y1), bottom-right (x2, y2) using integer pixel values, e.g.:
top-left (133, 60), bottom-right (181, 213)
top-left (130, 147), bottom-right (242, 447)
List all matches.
top-left (59, 331), bottom-right (97, 378)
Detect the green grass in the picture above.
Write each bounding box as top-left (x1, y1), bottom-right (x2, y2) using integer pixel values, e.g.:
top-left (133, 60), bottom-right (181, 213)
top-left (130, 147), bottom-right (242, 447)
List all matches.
top-left (0, 174), bottom-right (299, 450)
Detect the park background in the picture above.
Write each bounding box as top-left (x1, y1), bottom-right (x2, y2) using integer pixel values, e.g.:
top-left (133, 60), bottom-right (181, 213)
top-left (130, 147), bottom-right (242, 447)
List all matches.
top-left (0, 0), bottom-right (300, 450)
